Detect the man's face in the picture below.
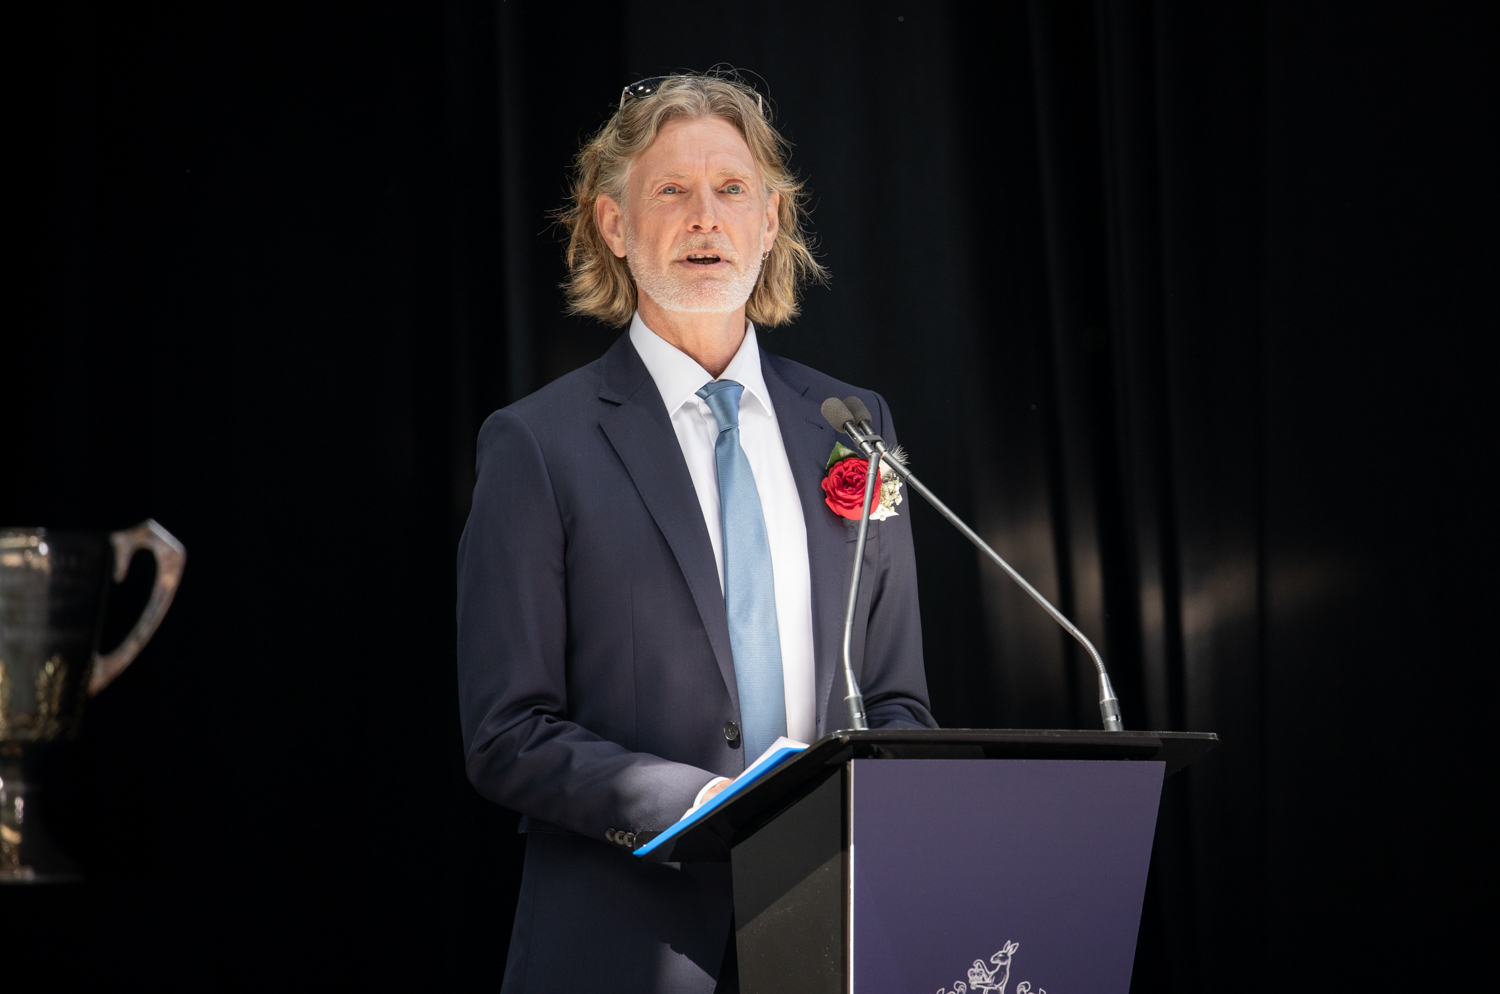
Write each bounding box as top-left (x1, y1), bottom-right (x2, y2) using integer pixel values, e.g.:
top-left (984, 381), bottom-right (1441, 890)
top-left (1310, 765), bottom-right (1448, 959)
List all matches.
top-left (598, 115), bottom-right (780, 314)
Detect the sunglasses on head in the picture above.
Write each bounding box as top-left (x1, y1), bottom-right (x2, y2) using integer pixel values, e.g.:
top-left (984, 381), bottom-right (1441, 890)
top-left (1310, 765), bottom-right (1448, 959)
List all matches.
top-left (618, 76), bottom-right (765, 118)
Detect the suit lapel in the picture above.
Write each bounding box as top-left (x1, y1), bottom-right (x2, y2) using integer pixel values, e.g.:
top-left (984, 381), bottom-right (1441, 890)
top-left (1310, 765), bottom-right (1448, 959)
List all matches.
top-left (761, 351), bottom-right (852, 738)
top-left (596, 336), bottom-right (740, 714)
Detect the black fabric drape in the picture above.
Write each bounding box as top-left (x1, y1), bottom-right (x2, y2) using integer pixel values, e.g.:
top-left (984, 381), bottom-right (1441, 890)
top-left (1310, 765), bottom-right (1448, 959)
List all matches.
top-left (5, 1), bottom-right (1493, 988)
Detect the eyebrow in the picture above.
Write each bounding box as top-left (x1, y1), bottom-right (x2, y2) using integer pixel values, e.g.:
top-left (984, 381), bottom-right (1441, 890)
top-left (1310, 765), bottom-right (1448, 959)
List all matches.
top-left (643, 167), bottom-right (757, 185)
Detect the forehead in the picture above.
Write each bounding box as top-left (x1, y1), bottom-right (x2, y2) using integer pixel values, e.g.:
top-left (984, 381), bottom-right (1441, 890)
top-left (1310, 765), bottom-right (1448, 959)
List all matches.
top-left (632, 115), bottom-right (758, 180)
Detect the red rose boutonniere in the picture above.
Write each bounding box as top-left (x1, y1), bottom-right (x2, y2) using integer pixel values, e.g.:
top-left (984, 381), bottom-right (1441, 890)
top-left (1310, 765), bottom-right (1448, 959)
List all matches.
top-left (821, 442), bottom-right (905, 521)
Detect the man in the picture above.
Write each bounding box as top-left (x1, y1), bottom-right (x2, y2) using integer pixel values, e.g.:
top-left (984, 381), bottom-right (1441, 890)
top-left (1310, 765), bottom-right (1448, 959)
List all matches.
top-left (458, 74), bottom-right (934, 993)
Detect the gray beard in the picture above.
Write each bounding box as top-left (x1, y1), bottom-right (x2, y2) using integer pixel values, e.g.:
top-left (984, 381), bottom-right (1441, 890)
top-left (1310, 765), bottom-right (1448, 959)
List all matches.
top-left (626, 231), bottom-right (763, 314)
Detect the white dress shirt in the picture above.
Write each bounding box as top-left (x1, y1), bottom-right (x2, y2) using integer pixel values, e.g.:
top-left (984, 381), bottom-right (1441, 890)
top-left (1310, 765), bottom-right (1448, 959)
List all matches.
top-left (629, 313), bottom-right (818, 753)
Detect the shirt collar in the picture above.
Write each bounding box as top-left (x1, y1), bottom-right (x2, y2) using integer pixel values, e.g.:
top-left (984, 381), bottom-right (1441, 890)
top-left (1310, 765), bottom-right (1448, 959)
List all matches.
top-left (629, 312), bottom-right (774, 418)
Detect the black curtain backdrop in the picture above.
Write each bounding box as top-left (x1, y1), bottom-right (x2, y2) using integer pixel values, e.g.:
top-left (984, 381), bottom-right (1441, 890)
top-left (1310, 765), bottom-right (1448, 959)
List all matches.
top-left (4, 2), bottom-right (1493, 988)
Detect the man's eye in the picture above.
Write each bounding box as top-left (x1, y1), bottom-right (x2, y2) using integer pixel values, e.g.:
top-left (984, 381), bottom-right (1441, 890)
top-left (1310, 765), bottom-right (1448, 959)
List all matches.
top-left (724, 184), bottom-right (744, 194)
top-left (661, 185), bottom-right (679, 194)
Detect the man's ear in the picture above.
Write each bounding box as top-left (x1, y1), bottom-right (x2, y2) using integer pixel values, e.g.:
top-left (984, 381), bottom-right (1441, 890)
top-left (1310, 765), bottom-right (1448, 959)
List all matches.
top-left (596, 194), bottom-right (628, 259)
top-left (762, 190), bottom-right (781, 255)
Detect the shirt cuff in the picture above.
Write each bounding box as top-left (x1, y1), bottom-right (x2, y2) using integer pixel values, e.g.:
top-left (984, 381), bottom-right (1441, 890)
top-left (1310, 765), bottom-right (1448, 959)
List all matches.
top-left (689, 776), bottom-right (732, 814)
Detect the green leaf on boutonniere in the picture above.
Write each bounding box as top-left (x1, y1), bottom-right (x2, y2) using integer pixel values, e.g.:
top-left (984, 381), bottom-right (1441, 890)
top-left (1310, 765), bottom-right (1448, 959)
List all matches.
top-left (825, 441), bottom-right (861, 472)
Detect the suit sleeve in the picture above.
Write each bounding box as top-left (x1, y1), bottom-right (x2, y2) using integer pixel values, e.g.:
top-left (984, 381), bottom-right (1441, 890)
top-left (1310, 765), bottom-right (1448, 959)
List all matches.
top-left (860, 392), bottom-right (939, 730)
top-left (457, 409), bottom-right (718, 838)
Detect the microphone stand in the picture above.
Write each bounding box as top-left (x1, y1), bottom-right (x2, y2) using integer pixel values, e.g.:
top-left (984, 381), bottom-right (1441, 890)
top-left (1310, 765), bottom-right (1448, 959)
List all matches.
top-left (838, 451), bottom-right (881, 731)
top-left (828, 398), bottom-right (1124, 732)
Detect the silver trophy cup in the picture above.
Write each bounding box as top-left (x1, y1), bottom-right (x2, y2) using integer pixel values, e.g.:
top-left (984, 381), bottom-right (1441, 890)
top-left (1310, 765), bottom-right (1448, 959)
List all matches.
top-left (0, 519), bottom-right (185, 881)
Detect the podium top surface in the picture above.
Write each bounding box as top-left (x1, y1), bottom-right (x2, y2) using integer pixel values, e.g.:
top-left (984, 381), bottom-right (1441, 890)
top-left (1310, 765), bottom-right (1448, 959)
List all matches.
top-left (638, 728), bottom-right (1218, 863)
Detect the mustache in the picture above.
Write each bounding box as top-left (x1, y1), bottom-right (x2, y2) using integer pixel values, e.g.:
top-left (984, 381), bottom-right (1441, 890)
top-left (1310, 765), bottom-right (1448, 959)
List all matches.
top-left (674, 236), bottom-right (740, 263)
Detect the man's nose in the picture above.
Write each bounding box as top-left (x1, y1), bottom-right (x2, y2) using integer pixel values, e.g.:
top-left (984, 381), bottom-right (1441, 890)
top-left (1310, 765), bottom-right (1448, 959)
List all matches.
top-left (686, 185), bottom-right (721, 231)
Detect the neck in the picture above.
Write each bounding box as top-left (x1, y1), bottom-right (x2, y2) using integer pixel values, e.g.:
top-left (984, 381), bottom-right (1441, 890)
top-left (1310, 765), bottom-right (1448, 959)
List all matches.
top-left (637, 294), bottom-right (748, 378)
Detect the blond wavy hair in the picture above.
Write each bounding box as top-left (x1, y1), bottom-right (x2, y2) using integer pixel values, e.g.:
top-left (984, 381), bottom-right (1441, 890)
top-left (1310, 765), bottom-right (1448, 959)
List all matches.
top-left (559, 74), bottom-right (827, 328)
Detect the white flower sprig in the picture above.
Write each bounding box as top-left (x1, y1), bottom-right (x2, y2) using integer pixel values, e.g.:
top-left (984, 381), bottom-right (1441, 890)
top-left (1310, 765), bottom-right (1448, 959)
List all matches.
top-left (870, 445), bottom-right (908, 521)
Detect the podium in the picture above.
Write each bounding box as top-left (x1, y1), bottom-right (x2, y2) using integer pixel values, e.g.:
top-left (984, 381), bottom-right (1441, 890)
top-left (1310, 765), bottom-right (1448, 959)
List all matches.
top-left (640, 729), bottom-right (1217, 994)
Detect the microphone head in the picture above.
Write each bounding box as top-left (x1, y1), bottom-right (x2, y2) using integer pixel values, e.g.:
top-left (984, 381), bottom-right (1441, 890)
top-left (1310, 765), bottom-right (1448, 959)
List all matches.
top-left (821, 397), bottom-right (856, 432)
top-left (843, 396), bottom-right (874, 425)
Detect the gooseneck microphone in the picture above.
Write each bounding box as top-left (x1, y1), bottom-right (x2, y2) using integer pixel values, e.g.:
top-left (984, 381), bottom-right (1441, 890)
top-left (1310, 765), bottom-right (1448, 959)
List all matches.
top-left (823, 396), bottom-right (1125, 732)
top-left (821, 398), bottom-right (874, 731)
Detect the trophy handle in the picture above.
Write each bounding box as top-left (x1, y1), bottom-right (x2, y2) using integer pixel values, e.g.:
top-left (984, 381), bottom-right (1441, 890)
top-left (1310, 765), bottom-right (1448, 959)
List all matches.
top-left (88, 519), bottom-right (187, 695)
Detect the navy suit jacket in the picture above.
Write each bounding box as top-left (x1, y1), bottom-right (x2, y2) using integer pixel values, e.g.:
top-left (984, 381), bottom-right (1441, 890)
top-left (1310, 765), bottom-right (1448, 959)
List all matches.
top-left (457, 331), bottom-right (935, 993)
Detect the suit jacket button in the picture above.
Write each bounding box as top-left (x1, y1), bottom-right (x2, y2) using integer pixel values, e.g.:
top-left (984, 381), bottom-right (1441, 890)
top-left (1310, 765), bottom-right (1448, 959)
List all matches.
top-left (723, 721), bottom-right (740, 742)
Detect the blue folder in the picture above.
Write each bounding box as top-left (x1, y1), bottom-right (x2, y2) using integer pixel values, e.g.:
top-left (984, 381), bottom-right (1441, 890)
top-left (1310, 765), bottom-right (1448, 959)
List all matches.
top-left (634, 739), bottom-right (808, 859)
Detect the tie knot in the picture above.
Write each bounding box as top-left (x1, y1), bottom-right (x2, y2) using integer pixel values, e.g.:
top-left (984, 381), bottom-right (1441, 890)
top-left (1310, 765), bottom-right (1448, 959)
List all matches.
top-left (696, 379), bottom-right (745, 432)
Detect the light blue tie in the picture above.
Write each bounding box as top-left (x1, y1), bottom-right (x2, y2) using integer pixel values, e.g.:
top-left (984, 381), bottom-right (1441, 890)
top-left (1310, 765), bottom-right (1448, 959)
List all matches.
top-left (697, 379), bottom-right (787, 761)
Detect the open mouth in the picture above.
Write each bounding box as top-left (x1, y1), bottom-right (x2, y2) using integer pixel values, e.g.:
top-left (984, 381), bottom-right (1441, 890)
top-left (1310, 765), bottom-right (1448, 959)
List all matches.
top-left (684, 253), bottom-right (723, 266)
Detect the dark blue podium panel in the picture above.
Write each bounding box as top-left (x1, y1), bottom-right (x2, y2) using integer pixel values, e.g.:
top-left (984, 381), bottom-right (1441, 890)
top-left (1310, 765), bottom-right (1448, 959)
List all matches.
top-left (850, 759), bottom-right (1164, 994)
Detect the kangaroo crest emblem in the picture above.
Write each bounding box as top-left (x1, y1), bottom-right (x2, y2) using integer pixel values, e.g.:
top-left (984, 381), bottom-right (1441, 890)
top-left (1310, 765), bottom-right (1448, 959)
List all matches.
top-left (933, 941), bottom-right (1047, 994)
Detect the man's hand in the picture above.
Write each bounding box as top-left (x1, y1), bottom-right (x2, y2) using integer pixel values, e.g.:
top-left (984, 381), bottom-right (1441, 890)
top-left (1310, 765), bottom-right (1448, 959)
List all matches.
top-left (683, 776), bottom-right (733, 820)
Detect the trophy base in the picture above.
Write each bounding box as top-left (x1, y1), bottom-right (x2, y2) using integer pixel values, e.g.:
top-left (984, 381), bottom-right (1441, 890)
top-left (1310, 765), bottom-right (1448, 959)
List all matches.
top-left (0, 745), bottom-right (81, 884)
top-left (0, 868), bottom-right (82, 884)
top-left (0, 866), bottom-right (36, 882)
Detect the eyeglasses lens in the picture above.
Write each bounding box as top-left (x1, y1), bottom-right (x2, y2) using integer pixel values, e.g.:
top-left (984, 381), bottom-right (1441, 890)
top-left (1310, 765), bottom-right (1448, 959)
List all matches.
top-left (623, 77), bottom-right (668, 102)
